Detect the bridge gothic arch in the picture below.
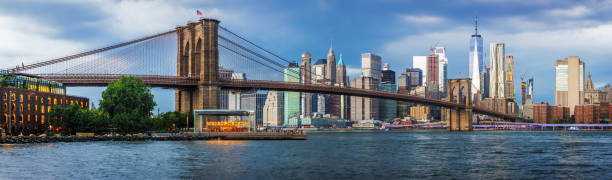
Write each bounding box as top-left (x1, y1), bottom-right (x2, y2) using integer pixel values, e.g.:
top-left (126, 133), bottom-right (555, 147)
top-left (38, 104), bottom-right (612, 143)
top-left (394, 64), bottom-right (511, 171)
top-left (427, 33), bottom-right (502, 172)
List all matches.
top-left (175, 19), bottom-right (220, 113)
top-left (445, 78), bottom-right (472, 131)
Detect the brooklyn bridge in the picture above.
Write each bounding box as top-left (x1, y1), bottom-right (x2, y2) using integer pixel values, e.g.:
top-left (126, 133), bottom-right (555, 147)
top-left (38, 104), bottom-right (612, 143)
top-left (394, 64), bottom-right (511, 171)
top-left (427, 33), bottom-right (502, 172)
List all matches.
top-left (9, 18), bottom-right (526, 131)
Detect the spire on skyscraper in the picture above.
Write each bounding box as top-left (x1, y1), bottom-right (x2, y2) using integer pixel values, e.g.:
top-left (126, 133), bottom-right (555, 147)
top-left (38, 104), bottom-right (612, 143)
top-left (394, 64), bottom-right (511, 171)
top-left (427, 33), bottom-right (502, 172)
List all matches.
top-left (474, 16), bottom-right (478, 35)
top-left (338, 53), bottom-right (344, 66)
top-left (329, 40), bottom-right (334, 55)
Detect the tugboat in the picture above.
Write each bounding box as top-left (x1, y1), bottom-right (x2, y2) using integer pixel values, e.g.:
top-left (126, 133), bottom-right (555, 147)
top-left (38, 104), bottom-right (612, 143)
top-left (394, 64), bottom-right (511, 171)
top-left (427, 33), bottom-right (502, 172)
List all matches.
top-left (568, 126), bottom-right (580, 131)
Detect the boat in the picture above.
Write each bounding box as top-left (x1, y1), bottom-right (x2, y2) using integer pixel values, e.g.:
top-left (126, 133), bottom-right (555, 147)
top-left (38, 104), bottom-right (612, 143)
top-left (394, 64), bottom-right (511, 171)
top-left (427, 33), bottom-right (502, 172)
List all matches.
top-left (568, 126), bottom-right (580, 131)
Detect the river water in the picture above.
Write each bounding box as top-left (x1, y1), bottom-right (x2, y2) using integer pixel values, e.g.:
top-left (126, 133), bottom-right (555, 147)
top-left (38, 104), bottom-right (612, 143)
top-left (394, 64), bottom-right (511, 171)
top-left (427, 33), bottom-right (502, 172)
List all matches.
top-left (0, 131), bottom-right (610, 179)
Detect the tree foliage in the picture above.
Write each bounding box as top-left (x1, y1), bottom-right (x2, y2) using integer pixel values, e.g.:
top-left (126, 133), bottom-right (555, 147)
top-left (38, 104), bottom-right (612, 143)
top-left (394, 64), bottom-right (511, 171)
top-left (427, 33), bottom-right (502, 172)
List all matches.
top-left (144, 111), bottom-right (191, 132)
top-left (100, 76), bottom-right (156, 134)
top-left (0, 77), bottom-right (10, 87)
top-left (47, 104), bottom-right (109, 135)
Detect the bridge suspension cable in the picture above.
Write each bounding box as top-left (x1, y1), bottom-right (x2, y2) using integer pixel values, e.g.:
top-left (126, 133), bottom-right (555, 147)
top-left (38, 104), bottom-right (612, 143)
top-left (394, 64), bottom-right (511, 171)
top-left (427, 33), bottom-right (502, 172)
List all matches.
top-left (12, 30), bottom-right (177, 73)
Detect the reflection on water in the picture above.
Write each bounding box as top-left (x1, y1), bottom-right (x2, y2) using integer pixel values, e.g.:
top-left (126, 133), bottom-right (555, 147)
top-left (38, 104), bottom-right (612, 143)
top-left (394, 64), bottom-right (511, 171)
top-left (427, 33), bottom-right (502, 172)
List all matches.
top-left (204, 140), bottom-right (248, 146)
top-left (0, 131), bottom-right (610, 179)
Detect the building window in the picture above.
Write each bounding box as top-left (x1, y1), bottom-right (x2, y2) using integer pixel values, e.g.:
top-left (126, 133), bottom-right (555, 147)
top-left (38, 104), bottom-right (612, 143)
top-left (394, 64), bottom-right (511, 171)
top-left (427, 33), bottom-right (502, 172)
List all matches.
top-left (41, 115), bottom-right (45, 124)
top-left (54, 98), bottom-right (57, 105)
top-left (41, 106), bottom-right (45, 113)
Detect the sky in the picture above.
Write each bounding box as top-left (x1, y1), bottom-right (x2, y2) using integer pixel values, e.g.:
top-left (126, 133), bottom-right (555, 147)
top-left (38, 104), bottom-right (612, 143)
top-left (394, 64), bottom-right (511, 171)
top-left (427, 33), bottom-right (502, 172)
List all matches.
top-left (2, 0), bottom-right (612, 112)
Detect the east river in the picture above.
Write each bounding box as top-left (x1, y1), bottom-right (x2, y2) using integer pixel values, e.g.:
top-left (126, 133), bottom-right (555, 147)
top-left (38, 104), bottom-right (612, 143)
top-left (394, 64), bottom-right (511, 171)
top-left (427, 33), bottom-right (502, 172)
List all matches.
top-left (1, 131), bottom-right (611, 179)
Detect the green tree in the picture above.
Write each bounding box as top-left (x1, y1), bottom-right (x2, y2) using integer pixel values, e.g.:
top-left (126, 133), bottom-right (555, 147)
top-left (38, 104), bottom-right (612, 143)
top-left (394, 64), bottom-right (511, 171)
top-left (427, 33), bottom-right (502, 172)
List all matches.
top-left (144, 111), bottom-right (190, 132)
top-left (0, 77), bottom-right (10, 87)
top-left (47, 104), bottom-right (110, 135)
top-left (100, 76), bottom-right (156, 134)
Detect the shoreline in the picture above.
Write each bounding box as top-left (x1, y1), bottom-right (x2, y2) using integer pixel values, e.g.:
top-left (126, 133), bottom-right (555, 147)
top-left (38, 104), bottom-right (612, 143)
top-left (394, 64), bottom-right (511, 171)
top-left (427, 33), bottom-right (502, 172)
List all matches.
top-left (0, 134), bottom-right (306, 144)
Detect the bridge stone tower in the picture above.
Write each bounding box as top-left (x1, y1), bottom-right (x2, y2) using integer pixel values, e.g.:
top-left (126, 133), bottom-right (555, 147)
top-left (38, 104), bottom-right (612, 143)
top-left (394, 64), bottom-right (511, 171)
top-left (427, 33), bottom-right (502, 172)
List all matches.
top-left (175, 19), bottom-right (220, 112)
top-left (445, 78), bottom-right (473, 131)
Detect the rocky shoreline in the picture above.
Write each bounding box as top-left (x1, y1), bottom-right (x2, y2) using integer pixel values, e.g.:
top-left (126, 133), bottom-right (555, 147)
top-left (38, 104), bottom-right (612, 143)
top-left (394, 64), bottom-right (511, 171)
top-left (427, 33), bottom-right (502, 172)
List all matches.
top-left (0, 134), bottom-right (306, 144)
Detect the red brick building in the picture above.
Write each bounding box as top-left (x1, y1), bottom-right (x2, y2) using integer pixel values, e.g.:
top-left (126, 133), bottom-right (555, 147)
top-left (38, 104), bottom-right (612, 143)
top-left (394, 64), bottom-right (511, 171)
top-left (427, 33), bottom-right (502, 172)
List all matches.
top-left (575, 104), bottom-right (600, 124)
top-left (551, 106), bottom-right (570, 122)
top-left (533, 102), bottom-right (551, 124)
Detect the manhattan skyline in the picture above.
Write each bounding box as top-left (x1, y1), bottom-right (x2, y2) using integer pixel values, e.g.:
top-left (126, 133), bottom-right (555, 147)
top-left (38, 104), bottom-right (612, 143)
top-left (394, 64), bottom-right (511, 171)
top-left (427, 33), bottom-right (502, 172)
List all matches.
top-left (1, 0), bottom-right (612, 112)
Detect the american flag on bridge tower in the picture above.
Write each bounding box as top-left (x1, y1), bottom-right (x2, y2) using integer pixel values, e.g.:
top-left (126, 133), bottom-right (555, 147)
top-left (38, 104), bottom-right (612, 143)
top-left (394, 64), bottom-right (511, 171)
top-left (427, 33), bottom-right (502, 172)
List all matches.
top-left (196, 10), bottom-right (203, 16)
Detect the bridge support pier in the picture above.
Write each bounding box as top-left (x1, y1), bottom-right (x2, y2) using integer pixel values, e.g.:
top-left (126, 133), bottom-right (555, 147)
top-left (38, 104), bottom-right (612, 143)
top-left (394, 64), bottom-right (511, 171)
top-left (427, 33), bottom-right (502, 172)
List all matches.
top-left (175, 18), bottom-right (221, 113)
top-left (446, 79), bottom-right (473, 131)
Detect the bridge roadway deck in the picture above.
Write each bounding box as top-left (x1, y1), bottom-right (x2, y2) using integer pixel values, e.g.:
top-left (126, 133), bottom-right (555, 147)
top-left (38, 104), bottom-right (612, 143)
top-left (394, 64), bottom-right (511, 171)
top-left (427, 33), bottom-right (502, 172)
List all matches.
top-left (39, 74), bottom-right (525, 121)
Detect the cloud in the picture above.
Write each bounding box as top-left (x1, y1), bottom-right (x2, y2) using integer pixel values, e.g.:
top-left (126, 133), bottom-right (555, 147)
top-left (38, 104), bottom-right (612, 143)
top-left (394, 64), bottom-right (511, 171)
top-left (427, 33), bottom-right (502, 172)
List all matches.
top-left (544, 5), bottom-right (592, 18)
top-left (594, 82), bottom-right (609, 89)
top-left (85, 0), bottom-right (197, 39)
top-left (400, 15), bottom-right (446, 24)
top-left (78, 0), bottom-right (300, 54)
top-left (0, 13), bottom-right (85, 69)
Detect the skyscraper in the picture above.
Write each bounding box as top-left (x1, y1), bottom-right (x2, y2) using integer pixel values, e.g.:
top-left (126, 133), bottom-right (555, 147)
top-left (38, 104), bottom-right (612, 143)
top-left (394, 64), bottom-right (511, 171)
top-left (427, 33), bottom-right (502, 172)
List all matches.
top-left (489, 42), bottom-right (505, 98)
top-left (301, 52), bottom-right (312, 117)
top-left (480, 67), bottom-right (490, 99)
top-left (263, 90), bottom-right (284, 127)
top-left (228, 73), bottom-right (246, 110)
top-left (326, 46), bottom-right (336, 85)
top-left (381, 63), bottom-right (396, 84)
top-left (350, 76), bottom-right (379, 121)
top-left (435, 46), bottom-right (448, 94)
top-left (426, 53), bottom-right (439, 87)
top-left (312, 59), bottom-right (327, 83)
top-left (397, 68), bottom-right (422, 118)
top-left (555, 56), bottom-right (584, 115)
top-left (505, 55), bottom-right (515, 99)
top-left (336, 53), bottom-right (349, 119)
top-left (469, 16), bottom-right (483, 96)
top-left (336, 54), bottom-right (348, 86)
top-left (240, 92), bottom-right (267, 127)
top-left (218, 68), bottom-right (234, 109)
top-left (380, 64), bottom-right (397, 121)
top-left (413, 56), bottom-right (427, 84)
top-left (527, 78), bottom-right (534, 99)
top-left (284, 62), bottom-right (301, 124)
top-left (351, 53), bottom-right (382, 121)
top-left (311, 58), bottom-right (327, 114)
top-left (362, 53), bottom-right (382, 81)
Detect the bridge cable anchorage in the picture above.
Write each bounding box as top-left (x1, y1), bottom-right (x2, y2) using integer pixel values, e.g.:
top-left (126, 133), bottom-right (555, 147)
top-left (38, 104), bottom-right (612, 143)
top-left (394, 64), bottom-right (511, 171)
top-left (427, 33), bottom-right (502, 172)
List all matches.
top-left (12, 30), bottom-right (177, 73)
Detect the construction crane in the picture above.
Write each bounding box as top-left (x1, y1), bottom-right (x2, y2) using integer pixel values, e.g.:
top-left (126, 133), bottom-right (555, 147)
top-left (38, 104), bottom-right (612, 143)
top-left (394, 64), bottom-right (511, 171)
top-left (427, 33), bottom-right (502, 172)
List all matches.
top-left (429, 41), bottom-right (439, 55)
